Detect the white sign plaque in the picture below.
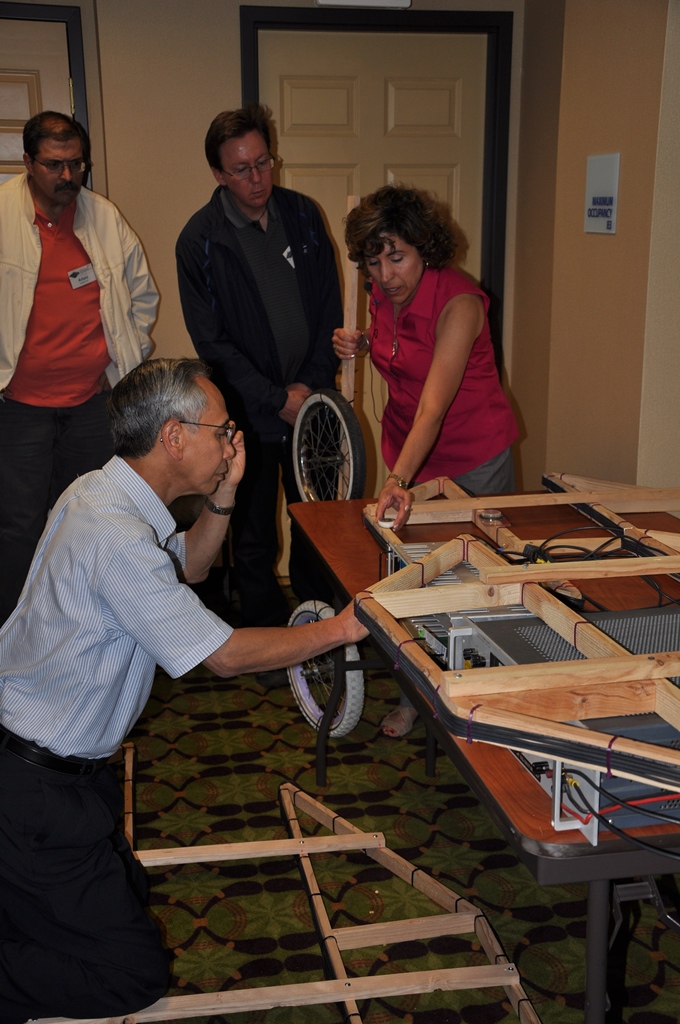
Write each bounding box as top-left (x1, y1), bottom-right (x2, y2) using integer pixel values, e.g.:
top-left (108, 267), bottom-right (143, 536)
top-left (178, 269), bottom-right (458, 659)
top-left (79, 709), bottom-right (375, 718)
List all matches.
top-left (584, 153), bottom-right (620, 234)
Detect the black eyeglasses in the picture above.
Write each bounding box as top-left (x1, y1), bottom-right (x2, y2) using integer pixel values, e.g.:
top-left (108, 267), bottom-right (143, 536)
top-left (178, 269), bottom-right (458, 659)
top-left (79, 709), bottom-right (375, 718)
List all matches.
top-left (32, 158), bottom-right (88, 175)
top-left (179, 419), bottom-right (235, 443)
top-left (223, 156), bottom-right (275, 181)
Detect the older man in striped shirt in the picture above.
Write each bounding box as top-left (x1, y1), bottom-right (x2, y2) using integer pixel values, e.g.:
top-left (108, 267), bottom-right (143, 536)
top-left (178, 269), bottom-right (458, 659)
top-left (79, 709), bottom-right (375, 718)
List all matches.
top-left (0, 357), bottom-right (365, 1024)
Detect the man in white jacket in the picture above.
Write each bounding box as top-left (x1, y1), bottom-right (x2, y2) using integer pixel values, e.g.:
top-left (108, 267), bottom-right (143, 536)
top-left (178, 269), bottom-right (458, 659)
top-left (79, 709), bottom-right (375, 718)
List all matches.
top-left (0, 110), bottom-right (158, 623)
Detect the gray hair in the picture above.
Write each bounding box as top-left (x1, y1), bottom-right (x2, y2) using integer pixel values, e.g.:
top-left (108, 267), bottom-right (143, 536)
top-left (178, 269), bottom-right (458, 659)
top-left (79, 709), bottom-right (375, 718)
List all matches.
top-left (107, 358), bottom-right (211, 458)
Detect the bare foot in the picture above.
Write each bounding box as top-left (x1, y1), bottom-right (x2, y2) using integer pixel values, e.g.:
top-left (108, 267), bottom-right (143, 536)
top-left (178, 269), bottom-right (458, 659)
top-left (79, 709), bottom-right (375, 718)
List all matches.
top-left (381, 706), bottom-right (418, 738)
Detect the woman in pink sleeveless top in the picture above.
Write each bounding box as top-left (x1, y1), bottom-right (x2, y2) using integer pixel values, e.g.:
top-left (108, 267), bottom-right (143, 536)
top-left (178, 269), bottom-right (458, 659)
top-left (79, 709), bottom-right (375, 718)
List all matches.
top-left (333, 185), bottom-right (518, 737)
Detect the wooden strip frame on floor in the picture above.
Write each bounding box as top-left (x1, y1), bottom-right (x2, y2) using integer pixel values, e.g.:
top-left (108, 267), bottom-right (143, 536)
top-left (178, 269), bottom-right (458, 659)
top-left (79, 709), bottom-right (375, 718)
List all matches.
top-left (34, 781), bottom-right (540, 1024)
top-left (359, 477), bottom-right (680, 791)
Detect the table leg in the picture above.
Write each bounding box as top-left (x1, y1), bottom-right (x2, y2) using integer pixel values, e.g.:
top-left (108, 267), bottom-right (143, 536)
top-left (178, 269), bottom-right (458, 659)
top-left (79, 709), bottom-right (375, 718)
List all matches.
top-left (584, 877), bottom-right (610, 1023)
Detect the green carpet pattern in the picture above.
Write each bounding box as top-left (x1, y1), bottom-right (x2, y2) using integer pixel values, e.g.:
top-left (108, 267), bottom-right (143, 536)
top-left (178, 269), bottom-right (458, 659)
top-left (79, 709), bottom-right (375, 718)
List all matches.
top-left (127, 655), bottom-right (680, 1023)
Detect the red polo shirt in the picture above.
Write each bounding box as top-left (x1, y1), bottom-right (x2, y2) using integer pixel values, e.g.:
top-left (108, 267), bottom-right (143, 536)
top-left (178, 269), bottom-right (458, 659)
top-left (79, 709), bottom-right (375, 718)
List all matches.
top-left (7, 200), bottom-right (110, 407)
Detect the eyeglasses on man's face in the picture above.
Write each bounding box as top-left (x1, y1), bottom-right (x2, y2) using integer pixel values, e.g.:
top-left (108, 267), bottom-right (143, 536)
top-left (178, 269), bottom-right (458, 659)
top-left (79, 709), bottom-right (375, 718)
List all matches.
top-left (223, 155), bottom-right (275, 181)
top-left (32, 158), bottom-right (88, 175)
top-left (179, 420), bottom-right (236, 444)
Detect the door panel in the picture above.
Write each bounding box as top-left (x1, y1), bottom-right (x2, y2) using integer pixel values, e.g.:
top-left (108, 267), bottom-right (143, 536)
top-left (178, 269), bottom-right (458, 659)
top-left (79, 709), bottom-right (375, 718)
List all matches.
top-left (260, 30), bottom-right (486, 277)
top-left (0, 18), bottom-right (71, 182)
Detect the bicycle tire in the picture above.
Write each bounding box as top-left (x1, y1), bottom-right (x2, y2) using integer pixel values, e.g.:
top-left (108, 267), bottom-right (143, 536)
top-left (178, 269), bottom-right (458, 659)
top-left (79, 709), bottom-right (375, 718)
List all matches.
top-left (292, 388), bottom-right (366, 501)
top-left (287, 600), bottom-right (364, 738)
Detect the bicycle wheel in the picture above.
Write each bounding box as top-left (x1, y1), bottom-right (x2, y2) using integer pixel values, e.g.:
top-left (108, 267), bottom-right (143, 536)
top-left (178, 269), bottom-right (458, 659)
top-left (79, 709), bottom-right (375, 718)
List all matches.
top-left (287, 600), bottom-right (364, 738)
top-left (293, 388), bottom-right (366, 501)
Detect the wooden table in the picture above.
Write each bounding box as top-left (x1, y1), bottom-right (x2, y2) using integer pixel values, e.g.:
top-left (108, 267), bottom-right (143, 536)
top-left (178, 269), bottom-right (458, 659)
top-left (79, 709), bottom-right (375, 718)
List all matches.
top-left (290, 496), bottom-right (680, 1023)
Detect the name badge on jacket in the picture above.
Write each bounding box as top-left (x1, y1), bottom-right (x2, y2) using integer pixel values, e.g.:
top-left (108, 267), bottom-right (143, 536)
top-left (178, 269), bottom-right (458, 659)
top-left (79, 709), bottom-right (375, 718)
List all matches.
top-left (68, 263), bottom-right (97, 289)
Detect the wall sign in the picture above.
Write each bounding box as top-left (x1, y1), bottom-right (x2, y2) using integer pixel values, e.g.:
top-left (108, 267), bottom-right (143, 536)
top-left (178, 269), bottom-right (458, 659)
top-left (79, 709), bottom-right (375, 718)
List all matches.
top-left (584, 153), bottom-right (620, 234)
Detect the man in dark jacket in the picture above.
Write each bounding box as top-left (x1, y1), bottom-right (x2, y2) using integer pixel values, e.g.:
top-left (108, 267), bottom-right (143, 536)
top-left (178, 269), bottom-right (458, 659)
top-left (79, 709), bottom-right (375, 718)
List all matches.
top-left (176, 104), bottom-right (341, 643)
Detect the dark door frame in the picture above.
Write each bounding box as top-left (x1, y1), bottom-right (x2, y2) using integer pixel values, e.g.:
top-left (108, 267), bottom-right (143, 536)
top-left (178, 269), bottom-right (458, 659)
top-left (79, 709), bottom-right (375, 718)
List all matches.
top-left (240, 6), bottom-right (513, 356)
top-left (0, 2), bottom-right (88, 128)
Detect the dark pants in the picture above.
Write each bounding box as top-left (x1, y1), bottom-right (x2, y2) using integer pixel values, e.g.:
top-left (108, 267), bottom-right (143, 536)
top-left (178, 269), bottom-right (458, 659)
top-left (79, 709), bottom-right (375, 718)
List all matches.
top-left (0, 755), bottom-right (168, 1023)
top-left (230, 434), bottom-right (334, 626)
top-left (0, 393), bottom-right (114, 624)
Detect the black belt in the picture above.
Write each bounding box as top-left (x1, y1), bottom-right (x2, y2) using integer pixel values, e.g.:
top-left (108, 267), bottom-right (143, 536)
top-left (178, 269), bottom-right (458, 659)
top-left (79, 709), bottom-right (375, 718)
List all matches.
top-left (0, 725), bottom-right (109, 776)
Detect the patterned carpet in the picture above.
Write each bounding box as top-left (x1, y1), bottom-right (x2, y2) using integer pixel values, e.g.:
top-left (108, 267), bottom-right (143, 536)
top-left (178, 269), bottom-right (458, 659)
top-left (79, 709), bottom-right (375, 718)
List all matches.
top-left (125, 577), bottom-right (680, 1024)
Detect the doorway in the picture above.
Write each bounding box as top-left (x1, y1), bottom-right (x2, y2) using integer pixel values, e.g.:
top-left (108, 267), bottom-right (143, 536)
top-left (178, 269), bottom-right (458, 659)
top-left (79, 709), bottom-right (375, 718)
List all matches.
top-left (0, 2), bottom-right (88, 182)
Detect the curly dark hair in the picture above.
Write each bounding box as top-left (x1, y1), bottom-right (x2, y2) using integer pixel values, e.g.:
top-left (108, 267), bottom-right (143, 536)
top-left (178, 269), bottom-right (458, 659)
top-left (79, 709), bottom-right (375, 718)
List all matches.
top-left (345, 185), bottom-right (456, 272)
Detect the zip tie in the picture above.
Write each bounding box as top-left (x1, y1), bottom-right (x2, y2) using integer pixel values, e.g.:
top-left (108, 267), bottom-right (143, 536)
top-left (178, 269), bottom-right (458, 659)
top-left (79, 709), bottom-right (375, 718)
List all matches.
top-left (413, 560), bottom-right (426, 587)
top-left (393, 638), bottom-right (418, 670)
top-left (354, 592), bottom-right (373, 608)
top-left (432, 684), bottom-right (440, 719)
top-left (606, 735), bottom-right (618, 778)
top-left (573, 620), bottom-right (587, 649)
top-left (466, 703), bottom-right (483, 744)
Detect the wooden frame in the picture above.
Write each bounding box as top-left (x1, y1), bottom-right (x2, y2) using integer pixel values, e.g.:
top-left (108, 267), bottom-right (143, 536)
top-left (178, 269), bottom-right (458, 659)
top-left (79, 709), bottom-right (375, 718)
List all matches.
top-left (37, 753), bottom-right (539, 1024)
top-left (359, 477), bottom-right (680, 793)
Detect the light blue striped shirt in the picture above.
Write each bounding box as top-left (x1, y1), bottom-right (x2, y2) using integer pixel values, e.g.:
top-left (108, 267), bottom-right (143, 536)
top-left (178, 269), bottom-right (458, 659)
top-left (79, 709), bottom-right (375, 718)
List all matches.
top-left (0, 457), bottom-right (233, 759)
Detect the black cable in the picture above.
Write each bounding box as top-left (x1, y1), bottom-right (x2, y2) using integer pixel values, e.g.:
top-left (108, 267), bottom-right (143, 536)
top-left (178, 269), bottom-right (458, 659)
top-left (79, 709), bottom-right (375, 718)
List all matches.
top-left (536, 525), bottom-right (619, 560)
top-left (582, 537), bottom-right (626, 561)
top-left (540, 544), bottom-right (602, 560)
top-left (566, 776), bottom-right (680, 862)
top-left (578, 591), bottom-right (611, 612)
top-left (567, 768), bottom-right (680, 826)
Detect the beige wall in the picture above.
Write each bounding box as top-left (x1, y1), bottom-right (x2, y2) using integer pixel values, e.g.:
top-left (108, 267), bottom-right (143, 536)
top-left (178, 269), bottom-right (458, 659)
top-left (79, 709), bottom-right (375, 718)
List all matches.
top-left (638, 0), bottom-right (680, 487)
top-left (516, 0), bottom-right (669, 486)
top-left (511, 0), bottom-right (565, 489)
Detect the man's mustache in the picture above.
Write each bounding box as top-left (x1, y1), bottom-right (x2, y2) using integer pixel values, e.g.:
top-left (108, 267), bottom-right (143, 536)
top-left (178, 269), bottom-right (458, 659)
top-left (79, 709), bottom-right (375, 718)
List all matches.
top-left (55, 181), bottom-right (79, 193)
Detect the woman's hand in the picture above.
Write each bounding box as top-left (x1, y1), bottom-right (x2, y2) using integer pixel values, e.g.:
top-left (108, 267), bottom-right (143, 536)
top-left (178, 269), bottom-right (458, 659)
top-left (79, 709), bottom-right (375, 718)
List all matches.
top-left (376, 476), bottom-right (412, 532)
top-left (333, 328), bottom-right (365, 360)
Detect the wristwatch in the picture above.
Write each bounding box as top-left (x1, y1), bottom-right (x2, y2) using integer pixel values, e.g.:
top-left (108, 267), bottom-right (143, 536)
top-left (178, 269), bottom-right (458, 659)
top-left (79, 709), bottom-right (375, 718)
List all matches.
top-left (387, 472), bottom-right (410, 489)
top-left (204, 496), bottom-right (235, 516)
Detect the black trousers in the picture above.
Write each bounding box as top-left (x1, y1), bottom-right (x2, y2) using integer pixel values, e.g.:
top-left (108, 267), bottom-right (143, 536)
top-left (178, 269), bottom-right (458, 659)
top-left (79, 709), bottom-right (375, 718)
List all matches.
top-left (0, 393), bottom-right (114, 625)
top-left (0, 753), bottom-right (168, 1023)
top-left (230, 434), bottom-right (334, 626)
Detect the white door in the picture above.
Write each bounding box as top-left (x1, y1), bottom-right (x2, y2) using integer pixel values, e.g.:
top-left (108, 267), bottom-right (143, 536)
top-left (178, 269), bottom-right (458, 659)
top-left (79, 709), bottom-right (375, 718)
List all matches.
top-left (0, 18), bottom-right (72, 183)
top-left (259, 30), bottom-right (487, 574)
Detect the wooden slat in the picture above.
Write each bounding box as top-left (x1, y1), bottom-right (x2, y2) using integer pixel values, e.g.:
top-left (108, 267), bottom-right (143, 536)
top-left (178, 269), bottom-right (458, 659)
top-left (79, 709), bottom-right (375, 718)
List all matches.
top-left (136, 832), bottom-right (384, 868)
top-left (279, 786), bottom-right (362, 1023)
top-left (473, 514), bottom-right (524, 553)
top-left (443, 651), bottom-right (680, 697)
top-left (408, 477), bottom-right (451, 501)
top-left (284, 785), bottom-right (541, 1024)
top-left (367, 487), bottom-right (680, 523)
top-left (646, 530), bottom-right (680, 553)
top-left (34, 965), bottom-right (524, 1023)
top-left (443, 478), bottom-right (473, 499)
top-left (477, 554), bottom-right (680, 584)
top-left (452, 679), bottom-right (657, 722)
top-left (331, 911), bottom-right (478, 949)
top-left (370, 582), bottom-right (522, 618)
top-left (544, 472), bottom-right (643, 492)
top-left (357, 596), bottom-right (448, 694)
top-left (655, 678), bottom-right (680, 732)
top-left (520, 583), bottom-right (626, 658)
top-left (368, 538), bottom-right (465, 594)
